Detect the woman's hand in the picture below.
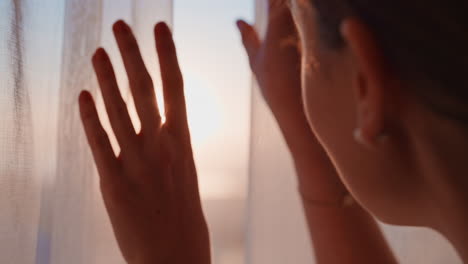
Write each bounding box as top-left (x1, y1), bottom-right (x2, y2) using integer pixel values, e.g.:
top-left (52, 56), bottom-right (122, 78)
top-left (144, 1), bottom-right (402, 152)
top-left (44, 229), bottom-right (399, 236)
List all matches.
top-left (79, 21), bottom-right (210, 264)
top-left (237, 0), bottom-right (302, 120)
top-left (238, 1), bottom-right (348, 203)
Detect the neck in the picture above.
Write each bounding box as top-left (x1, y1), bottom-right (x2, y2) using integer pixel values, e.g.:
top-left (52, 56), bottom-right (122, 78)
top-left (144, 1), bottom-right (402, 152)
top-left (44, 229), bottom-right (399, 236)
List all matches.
top-left (409, 107), bottom-right (468, 262)
top-left (418, 154), bottom-right (468, 262)
top-left (413, 119), bottom-right (468, 262)
top-left (429, 162), bottom-right (468, 262)
top-left (431, 192), bottom-right (468, 262)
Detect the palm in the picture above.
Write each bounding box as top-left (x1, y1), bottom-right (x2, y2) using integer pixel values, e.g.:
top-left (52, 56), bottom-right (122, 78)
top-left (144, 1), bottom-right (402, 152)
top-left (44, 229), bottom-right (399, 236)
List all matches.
top-left (106, 130), bottom-right (209, 263)
top-left (79, 21), bottom-right (210, 264)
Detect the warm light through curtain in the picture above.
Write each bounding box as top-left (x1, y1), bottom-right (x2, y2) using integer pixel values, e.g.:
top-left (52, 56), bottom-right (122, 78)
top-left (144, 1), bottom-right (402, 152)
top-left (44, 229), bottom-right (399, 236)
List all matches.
top-left (3, 0), bottom-right (460, 263)
top-left (1, 0), bottom-right (253, 263)
top-left (1, 0), bottom-right (172, 263)
top-left (171, 1), bottom-right (253, 263)
top-left (247, 1), bottom-right (462, 263)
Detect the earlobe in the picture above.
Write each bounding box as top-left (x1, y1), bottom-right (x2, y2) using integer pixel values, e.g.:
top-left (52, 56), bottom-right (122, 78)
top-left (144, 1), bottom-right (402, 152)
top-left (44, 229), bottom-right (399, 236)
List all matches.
top-left (353, 128), bottom-right (369, 146)
top-left (354, 127), bottom-right (390, 150)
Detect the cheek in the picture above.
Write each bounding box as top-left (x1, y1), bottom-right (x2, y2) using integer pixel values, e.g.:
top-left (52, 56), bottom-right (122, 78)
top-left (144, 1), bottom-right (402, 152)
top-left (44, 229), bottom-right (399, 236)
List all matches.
top-left (301, 64), bottom-right (326, 136)
top-left (301, 54), bottom-right (353, 150)
top-left (301, 58), bottom-right (410, 223)
top-left (293, 0), bottom-right (419, 225)
top-left (301, 51), bottom-right (374, 199)
top-left (301, 57), bottom-right (356, 182)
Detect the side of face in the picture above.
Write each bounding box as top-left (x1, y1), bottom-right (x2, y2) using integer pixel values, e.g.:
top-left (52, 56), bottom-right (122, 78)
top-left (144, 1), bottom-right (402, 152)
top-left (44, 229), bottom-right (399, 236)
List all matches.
top-left (290, 0), bottom-right (424, 226)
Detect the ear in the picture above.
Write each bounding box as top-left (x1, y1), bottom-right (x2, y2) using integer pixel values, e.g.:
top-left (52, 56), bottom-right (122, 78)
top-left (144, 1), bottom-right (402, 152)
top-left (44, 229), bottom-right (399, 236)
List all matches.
top-left (340, 18), bottom-right (391, 148)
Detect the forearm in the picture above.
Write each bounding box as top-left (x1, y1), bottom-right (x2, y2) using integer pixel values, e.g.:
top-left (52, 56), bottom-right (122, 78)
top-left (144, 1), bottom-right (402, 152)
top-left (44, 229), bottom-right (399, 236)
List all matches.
top-left (273, 111), bottom-right (397, 264)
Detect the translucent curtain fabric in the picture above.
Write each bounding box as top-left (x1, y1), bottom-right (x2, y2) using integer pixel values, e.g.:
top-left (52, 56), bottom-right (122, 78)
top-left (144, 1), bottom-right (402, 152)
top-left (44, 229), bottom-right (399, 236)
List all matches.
top-left (1, 0), bottom-right (462, 263)
top-left (247, 0), bottom-right (462, 263)
top-left (0, 0), bottom-right (172, 263)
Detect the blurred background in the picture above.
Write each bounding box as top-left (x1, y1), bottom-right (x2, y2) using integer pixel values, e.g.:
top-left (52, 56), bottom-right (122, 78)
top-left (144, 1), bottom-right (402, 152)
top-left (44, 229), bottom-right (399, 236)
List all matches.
top-left (172, 0), bottom-right (253, 263)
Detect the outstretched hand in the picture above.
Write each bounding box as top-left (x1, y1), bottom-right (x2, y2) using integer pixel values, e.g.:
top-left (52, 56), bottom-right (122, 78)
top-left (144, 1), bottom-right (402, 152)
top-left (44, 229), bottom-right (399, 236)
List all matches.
top-left (79, 21), bottom-right (210, 264)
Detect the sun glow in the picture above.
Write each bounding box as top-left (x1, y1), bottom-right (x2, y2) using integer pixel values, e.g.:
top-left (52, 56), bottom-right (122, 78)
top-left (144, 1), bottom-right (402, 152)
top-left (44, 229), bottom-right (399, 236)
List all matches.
top-left (183, 75), bottom-right (222, 146)
top-left (153, 74), bottom-right (222, 148)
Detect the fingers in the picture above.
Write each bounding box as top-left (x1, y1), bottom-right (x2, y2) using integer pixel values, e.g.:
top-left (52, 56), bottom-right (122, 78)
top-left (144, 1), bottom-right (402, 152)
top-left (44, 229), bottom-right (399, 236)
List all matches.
top-left (154, 22), bottom-right (189, 137)
top-left (268, 0), bottom-right (290, 13)
top-left (236, 20), bottom-right (261, 66)
top-left (113, 20), bottom-right (161, 134)
top-left (269, 0), bottom-right (286, 9)
top-left (79, 91), bottom-right (120, 180)
top-left (92, 48), bottom-right (137, 149)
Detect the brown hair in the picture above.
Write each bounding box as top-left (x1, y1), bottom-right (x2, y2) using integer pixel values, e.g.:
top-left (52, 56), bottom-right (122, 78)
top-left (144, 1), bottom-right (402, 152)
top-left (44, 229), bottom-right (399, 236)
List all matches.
top-left (311, 0), bottom-right (468, 124)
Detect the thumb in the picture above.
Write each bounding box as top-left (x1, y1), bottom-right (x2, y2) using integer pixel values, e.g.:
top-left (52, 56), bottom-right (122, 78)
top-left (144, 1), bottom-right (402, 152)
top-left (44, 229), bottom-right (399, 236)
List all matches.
top-left (237, 20), bottom-right (261, 64)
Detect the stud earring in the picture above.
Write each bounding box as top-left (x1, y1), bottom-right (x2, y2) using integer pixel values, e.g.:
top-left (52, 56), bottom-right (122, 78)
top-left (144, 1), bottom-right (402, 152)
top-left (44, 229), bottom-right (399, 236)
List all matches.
top-left (354, 128), bottom-right (389, 147)
top-left (353, 128), bottom-right (367, 145)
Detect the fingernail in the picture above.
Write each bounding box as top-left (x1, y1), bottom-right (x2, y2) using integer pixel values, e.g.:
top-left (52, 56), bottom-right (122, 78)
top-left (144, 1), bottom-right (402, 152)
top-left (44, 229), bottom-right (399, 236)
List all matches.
top-left (79, 91), bottom-right (92, 103)
top-left (155, 22), bottom-right (171, 35)
top-left (113, 20), bottom-right (129, 33)
top-left (93, 47), bottom-right (106, 61)
top-left (236, 20), bottom-right (244, 29)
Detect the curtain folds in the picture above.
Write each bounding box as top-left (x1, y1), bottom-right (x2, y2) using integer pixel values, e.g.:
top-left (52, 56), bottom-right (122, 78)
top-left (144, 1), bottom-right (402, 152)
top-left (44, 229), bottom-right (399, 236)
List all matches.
top-left (1, 0), bottom-right (462, 263)
top-left (0, 0), bottom-right (172, 263)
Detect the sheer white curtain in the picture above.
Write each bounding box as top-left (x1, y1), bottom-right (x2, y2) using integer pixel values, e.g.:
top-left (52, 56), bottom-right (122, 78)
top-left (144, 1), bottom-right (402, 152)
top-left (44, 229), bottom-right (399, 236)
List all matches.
top-left (1, 0), bottom-right (171, 263)
top-left (247, 0), bottom-right (462, 263)
top-left (1, 0), bottom-right (250, 263)
top-left (1, 0), bottom-right (462, 263)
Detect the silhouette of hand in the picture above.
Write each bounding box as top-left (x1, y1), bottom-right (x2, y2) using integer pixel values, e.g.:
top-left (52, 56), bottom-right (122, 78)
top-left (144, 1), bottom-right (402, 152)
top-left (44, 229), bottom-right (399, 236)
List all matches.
top-left (238, 1), bottom-right (349, 203)
top-left (237, 0), bottom-right (302, 119)
top-left (79, 21), bottom-right (210, 264)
